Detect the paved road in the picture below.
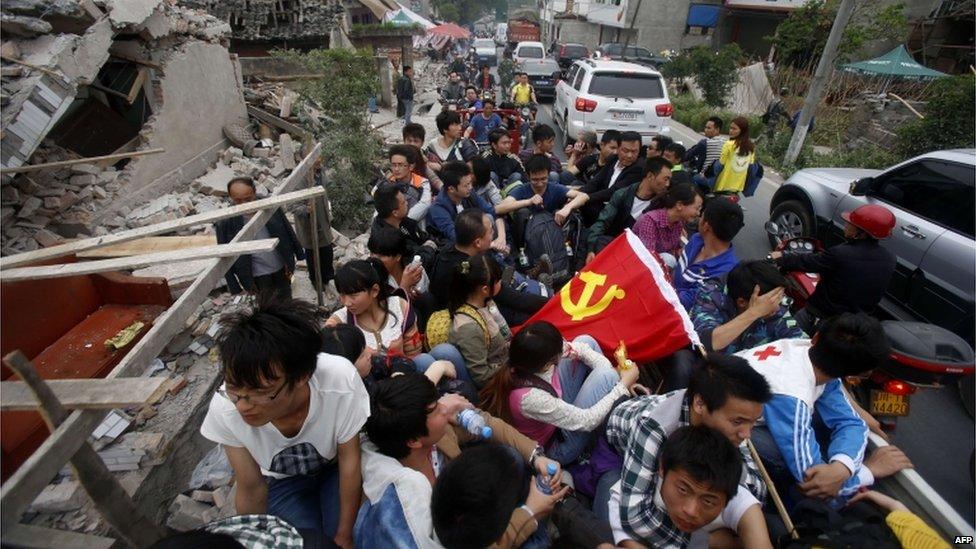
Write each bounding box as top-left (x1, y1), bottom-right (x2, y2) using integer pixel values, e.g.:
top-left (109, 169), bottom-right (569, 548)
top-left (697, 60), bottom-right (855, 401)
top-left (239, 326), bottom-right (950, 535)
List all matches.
top-left (532, 103), bottom-right (976, 522)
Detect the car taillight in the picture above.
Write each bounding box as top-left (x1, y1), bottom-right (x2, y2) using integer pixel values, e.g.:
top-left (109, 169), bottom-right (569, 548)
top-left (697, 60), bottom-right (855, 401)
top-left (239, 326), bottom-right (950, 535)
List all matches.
top-left (655, 103), bottom-right (673, 117)
top-left (575, 98), bottom-right (597, 112)
top-left (884, 380), bottom-right (916, 396)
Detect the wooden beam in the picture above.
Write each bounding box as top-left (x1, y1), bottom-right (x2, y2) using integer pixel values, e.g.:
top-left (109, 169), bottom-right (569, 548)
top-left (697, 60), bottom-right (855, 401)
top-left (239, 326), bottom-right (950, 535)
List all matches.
top-left (1, 523), bottom-right (116, 549)
top-left (77, 235), bottom-right (217, 259)
top-left (1, 378), bottom-right (170, 411)
top-left (126, 67), bottom-right (148, 104)
top-left (0, 409), bottom-right (106, 528)
top-left (105, 143), bottom-right (322, 380)
top-left (0, 55), bottom-right (65, 80)
top-left (1, 239), bottom-right (278, 282)
top-left (247, 105), bottom-right (308, 138)
top-left (0, 148), bottom-right (166, 175)
top-left (0, 187), bottom-right (323, 269)
top-left (0, 352), bottom-right (168, 546)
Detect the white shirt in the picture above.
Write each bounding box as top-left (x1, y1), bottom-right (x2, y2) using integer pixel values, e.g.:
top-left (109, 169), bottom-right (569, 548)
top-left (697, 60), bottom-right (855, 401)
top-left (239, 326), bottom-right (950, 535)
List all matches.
top-left (609, 161), bottom-right (626, 188)
top-left (331, 295), bottom-right (411, 354)
top-left (630, 197), bottom-right (651, 220)
top-left (200, 352), bottom-right (369, 479)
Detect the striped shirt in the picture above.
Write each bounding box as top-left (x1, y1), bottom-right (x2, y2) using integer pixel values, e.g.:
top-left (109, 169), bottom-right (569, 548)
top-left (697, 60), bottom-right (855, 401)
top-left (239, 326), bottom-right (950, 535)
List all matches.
top-left (704, 136), bottom-right (727, 170)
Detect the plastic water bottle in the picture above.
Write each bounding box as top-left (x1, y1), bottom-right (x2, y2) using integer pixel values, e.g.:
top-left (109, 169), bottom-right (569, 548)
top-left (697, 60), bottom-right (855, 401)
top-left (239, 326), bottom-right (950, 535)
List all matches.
top-left (564, 239), bottom-right (574, 257)
top-left (488, 302), bottom-right (511, 339)
top-left (410, 255), bottom-right (422, 268)
top-left (535, 463), bottom-right (558, 495)
top-left (457, 409), bottom-right (492, 439)
top-left (518, 248), bottom-right (529, 269)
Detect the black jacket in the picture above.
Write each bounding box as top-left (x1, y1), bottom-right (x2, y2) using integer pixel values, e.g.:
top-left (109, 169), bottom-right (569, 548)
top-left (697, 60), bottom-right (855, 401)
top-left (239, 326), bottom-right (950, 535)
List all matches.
top-left (581, 155), bottom-right (645, 224)
top-left (215, 209), bottom-right (305, 294)
top-left (587, 182), bottom-right (663, 250)
top-left (370, 216), bottom-right (436, 271)
top-left (396, 75), bottom-right (415, 101)
top-left (777, 238), bottom-right (896, 318)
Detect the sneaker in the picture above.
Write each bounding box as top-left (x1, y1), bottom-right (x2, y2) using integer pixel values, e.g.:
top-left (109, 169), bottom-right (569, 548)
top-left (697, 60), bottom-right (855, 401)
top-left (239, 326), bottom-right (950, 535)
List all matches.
top-left (525, 254), bottom-right (552, 279)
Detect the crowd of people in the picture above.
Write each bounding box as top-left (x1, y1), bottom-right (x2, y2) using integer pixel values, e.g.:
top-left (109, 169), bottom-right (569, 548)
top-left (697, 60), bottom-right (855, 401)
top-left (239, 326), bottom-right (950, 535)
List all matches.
top-left (180, 63), bottom-right (954, 549)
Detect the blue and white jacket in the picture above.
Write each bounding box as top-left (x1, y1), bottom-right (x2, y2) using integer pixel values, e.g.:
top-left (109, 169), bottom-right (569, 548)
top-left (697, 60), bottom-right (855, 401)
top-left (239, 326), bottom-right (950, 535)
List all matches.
top-left (736, 339), bottom-right (874, 498)
top-left (674, 233), bottom-right (739, 310)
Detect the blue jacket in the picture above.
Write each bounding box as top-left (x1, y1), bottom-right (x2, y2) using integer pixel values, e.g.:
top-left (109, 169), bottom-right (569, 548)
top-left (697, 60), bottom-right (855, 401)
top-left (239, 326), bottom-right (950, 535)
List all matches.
top-left (674, 233), bottom-right (739, 310)
top-left (425, 190), bottom-right (495, 245)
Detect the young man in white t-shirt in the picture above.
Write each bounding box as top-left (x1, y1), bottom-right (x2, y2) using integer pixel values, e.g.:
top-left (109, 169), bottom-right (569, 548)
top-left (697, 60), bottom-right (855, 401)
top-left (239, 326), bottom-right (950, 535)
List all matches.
top-left (200, 298), bottom-right (369, 548)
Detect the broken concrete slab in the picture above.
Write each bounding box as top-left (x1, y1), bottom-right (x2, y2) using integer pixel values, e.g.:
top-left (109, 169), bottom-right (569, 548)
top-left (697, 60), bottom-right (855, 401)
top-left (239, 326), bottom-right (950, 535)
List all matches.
top-left (0, 13), bottom-right (52, 37)
top-left (279, 134), bottom-right (296, 170)
top-left (70, 163), bottom-right (101, 175)
top-left (166, 494), bottom-right (210, 531)
top-left (105, 0), bottom-right (163, 28)
top-left (29, 480), bottom-right (84, 513)
top-left (193, 163), bottom-right (235, 197)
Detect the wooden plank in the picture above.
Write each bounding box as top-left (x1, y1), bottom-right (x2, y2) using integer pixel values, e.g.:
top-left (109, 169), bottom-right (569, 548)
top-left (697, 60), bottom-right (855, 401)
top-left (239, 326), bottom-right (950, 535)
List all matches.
top-left (0, 148), bottom-right (165, 175)
top-left (0, 352), bottom-right (167, 546)
top-left (1, 523), bottom-right (116, 549)
top-left (0, 409), bottom-right (106, 528)
top-left (126, 68), bottom-right (148, 104)
top-left (0, 186), bottom-right (324, 269)
top-left (1, 378), bottom-right (170, 411)
top-left (1, 239), bottom-right (279, 282)
top-left (247, 105), bottom-right (308, 138)
top-left (76, 235), bottom-right (218, 258)
top-left (105, 143), bottom-right (322, 380)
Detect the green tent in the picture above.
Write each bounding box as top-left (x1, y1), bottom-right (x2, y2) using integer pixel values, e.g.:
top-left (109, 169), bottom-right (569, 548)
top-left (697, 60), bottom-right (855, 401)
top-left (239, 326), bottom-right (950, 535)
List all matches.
top-left (842, 45), bottom-right (948, 80)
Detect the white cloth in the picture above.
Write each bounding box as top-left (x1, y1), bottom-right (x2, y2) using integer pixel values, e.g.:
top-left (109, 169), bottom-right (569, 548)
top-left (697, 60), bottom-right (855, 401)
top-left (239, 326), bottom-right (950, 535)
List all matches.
top-left (630, 197), bottom-right (652, 220)
top-left (608, 161), bottom-right (625, 188)
top-left (331, 296), bottom-right (411, 353)
top-left (519, 340), bottom-right (627, 431)
top-left (734, 339), bottom-right (822, 409)
top-left (200, 353), bottom-right (369, 479)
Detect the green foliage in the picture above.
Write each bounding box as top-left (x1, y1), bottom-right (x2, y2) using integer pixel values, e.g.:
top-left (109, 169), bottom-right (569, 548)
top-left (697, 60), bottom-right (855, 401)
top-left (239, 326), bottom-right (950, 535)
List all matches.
top-left (433, 0), bottom-right (494, 24)
top-left (767, 0), bottom-right (909, 67)
top-left (273, 48), bottom-right (381, 230)
top-left (436, 3), bottom-right (460, 22)
top-left (896, 75), bottom-right (976, 157)
top-left (662, 45), bottom-right (743, 107)
top-left (758, 123), bottom-right (900, 178)
top-left (671, 93), bottom-right (765, 140)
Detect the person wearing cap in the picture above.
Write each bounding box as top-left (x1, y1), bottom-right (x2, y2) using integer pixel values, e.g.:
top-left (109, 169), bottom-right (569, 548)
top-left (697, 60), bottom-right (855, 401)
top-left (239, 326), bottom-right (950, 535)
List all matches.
top-left (769, 204), bottom-right (897, 335)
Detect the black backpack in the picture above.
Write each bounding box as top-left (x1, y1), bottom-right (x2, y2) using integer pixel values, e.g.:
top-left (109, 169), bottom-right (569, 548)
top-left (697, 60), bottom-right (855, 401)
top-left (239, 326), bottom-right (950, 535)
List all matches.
top-left (524, 210), bottom-right (571, 278)
top-left (777, 499), bottom-right (900, 549)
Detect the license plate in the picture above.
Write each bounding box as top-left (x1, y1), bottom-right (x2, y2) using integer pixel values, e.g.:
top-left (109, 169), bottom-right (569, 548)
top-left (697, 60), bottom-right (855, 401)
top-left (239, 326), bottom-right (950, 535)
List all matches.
top-left (611, 111), bottom-right (639, 121)
top-left (533, 79), bottom-right (550, 85)
top-left (870, 390), bottom-right (910, 417)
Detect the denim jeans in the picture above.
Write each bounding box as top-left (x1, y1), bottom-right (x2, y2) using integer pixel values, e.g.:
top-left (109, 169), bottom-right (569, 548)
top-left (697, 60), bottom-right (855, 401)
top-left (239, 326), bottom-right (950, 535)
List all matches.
top-left (402, 99), bottom-right (414, 123)
top-left (592, 466), bottom-right (621, 522)
top-left (546, 335), bottom-right (621, 465)
top-left (412, 343), bottom-right (473, 384)
top-left (267, 464), bottom-right (340, 548)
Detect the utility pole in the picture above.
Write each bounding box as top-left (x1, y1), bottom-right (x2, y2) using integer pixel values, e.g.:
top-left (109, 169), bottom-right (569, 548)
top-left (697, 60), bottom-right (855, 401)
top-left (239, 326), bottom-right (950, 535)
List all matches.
top-left (783, 0), bottom-right (855, 166)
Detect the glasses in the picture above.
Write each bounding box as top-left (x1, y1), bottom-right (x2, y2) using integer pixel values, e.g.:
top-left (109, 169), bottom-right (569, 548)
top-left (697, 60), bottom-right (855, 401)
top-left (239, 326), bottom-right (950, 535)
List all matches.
top-left (390, 162), bottom-right (410, 168)
top-left (219, 381), bottom-right (288, 405)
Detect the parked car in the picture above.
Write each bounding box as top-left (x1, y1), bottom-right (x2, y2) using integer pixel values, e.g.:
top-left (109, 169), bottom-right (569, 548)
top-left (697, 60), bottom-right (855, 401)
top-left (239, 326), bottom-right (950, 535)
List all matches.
top-left (553, 59), bottom-right (672, 145)
top-left (513, 41), bottom-right (546, 64)
top-left (554, 43), bottom-right (589, 69)
top-left (592, 43), bottom-right (658, 67)
top-left (495, 23), bottom-right (507, 46)
top-left (518, 57), bottom-right (562, 100)
top-left (472, 38), bottom-right (498, 66)
top-left (767, 149), bottom-right (976, 343)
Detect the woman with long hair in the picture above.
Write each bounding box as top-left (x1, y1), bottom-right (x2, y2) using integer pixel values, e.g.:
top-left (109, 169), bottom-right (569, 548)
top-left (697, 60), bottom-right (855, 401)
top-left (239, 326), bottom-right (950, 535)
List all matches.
top-left (446, 252), bottom-right (512, 388)
top-left (632, 183), bottom-right (703, 267)
top-left (326, 259), bottom-right (467, 379)
top-left (479, 321), bottom-right (639, 465)
top-left (469, 155), bottom-right (504, 207)
top-left (712, 116), bottom-right (756, 194)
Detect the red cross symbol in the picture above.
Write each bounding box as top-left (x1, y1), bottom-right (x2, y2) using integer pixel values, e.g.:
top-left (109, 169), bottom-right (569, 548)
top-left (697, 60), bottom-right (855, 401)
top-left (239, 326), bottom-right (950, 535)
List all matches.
top-left (754, 345), bottom-right (782, 361)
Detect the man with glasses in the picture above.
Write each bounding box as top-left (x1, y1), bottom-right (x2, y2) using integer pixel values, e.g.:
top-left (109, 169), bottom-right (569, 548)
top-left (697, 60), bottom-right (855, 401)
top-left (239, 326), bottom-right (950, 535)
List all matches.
top-left (215, 176), bottom-right (305, 299)
top-left (200, 298), bottom-right (369, 548)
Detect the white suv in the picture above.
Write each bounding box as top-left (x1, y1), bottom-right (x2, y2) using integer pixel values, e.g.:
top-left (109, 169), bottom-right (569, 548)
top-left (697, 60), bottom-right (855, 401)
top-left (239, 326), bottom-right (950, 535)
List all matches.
top-left (554, 59), bottom-right (672, 145)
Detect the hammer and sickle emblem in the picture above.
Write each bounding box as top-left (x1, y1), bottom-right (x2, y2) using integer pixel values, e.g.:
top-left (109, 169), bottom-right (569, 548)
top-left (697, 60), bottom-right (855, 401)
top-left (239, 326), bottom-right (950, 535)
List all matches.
top-left (560, 271), bottom-right (626, 321)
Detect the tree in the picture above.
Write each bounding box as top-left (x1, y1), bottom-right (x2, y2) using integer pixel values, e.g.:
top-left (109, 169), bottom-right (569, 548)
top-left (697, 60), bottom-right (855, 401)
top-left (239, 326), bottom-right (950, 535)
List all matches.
top-left (897, 75), bottom-right (976, 158)
top-left (767, 0), bottom-right (909, 67)
top-left (662, 44), bottom-right (744, 107)
top-left (273, 48), bottom-right (381, 230)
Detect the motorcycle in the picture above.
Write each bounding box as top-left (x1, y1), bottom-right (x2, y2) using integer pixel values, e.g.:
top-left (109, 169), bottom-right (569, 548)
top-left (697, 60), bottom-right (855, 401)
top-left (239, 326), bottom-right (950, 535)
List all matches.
top-left (764, 221), bottom-right (976, 432)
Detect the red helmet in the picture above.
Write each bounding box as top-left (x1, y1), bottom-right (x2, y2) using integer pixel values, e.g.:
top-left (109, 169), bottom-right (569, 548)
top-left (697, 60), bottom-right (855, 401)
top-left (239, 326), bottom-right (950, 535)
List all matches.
top-left (841, 204), bottom-right (896, 239)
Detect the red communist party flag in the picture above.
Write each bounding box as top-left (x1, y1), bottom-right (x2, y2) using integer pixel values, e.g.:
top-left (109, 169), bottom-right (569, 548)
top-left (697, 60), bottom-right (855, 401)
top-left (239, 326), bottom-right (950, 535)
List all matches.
top-left (524, 230), bottom-right (701, 362)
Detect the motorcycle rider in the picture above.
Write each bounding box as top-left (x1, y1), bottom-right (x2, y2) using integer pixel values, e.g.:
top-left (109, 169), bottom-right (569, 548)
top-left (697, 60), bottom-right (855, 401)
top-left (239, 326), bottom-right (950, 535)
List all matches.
top-left (476, 64), bottom-right (496, 96)
top-left (441, 72), bottom-right (465, 102)
top-left (462, 86), bottom-right (484, 111)
top-left (449, 54), bottom-right (468, 80)
top-left (510, 72), bottom-right (537, 106)
top-left (769, 204), bottom-right (897, 335)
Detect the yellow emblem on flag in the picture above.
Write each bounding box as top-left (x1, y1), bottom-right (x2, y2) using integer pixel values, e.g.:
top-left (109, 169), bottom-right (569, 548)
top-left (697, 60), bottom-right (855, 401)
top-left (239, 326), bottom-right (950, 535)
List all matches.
top-left (560, 271), bottom-right (626, 321)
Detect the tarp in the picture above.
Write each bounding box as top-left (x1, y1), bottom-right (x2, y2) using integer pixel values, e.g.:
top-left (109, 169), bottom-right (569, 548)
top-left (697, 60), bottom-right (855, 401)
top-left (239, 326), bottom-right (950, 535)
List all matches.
top-left (687, 4), bottom-right (721, 28)
top-left (428, 22), bottom-right (471, 39)
top-left (383, 3), bottom-right (436, 30)
top-left (842, 45), bottom-right (948, 80)
top-left (681, 62), bottom-right (774, 117)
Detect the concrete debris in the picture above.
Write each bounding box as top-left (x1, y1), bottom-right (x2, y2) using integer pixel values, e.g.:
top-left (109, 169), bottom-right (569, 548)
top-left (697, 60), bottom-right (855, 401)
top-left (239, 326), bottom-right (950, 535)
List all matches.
top-left (105, 0), bottom-right (164, 28)
top-left (166, 494), bottom-right (210, 531)
top-left (181, 0), bottom-right (343, 41)
top-left (92, 409), bottom-right (132, 441)
top-left (29, 481), bottom-right (84, 513)
top-left (0, 13), bottom-right (52, 37)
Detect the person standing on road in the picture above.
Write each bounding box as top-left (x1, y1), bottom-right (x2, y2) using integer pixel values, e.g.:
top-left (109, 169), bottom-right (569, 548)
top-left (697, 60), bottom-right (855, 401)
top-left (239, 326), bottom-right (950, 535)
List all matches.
top-left (396, 66), bottom-right (416, 124)
top-left (712, 117), bottom-right (755, 195)
top-left (498, 51), bottom-right (516, 94)
top-left (769, 204), bottom-right (897, 335)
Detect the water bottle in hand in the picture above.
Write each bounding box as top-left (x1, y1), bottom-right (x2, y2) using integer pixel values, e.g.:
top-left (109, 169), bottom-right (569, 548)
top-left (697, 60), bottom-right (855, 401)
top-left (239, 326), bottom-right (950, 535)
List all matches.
top-left (457, 409), bottom-right (492, 439)
top-left (535, 463), bottom-right (558, 495)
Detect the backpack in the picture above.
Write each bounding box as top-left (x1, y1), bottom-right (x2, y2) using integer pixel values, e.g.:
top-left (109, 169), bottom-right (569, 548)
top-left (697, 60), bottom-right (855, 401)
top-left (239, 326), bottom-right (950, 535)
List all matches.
top-left (499, 180), bottom-right (524, 199)
top-left (424, 304), bottom-right (488, 351)
top-left (777, 499), bottom-right (901, 549)
top-left (561, 211), bottom-right (586, 273)
top-left (524, 210), bottom-right (571, 278)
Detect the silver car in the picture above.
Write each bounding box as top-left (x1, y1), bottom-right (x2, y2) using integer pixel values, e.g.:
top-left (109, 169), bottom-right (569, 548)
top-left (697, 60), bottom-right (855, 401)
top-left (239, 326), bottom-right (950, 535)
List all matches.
top-left (767, 149), bottom-right (975, 342)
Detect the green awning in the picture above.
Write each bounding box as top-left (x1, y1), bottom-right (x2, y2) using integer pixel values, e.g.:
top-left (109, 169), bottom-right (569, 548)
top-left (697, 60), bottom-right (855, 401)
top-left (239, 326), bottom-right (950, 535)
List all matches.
top-left (842, 45), bottom-right (948, 80)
